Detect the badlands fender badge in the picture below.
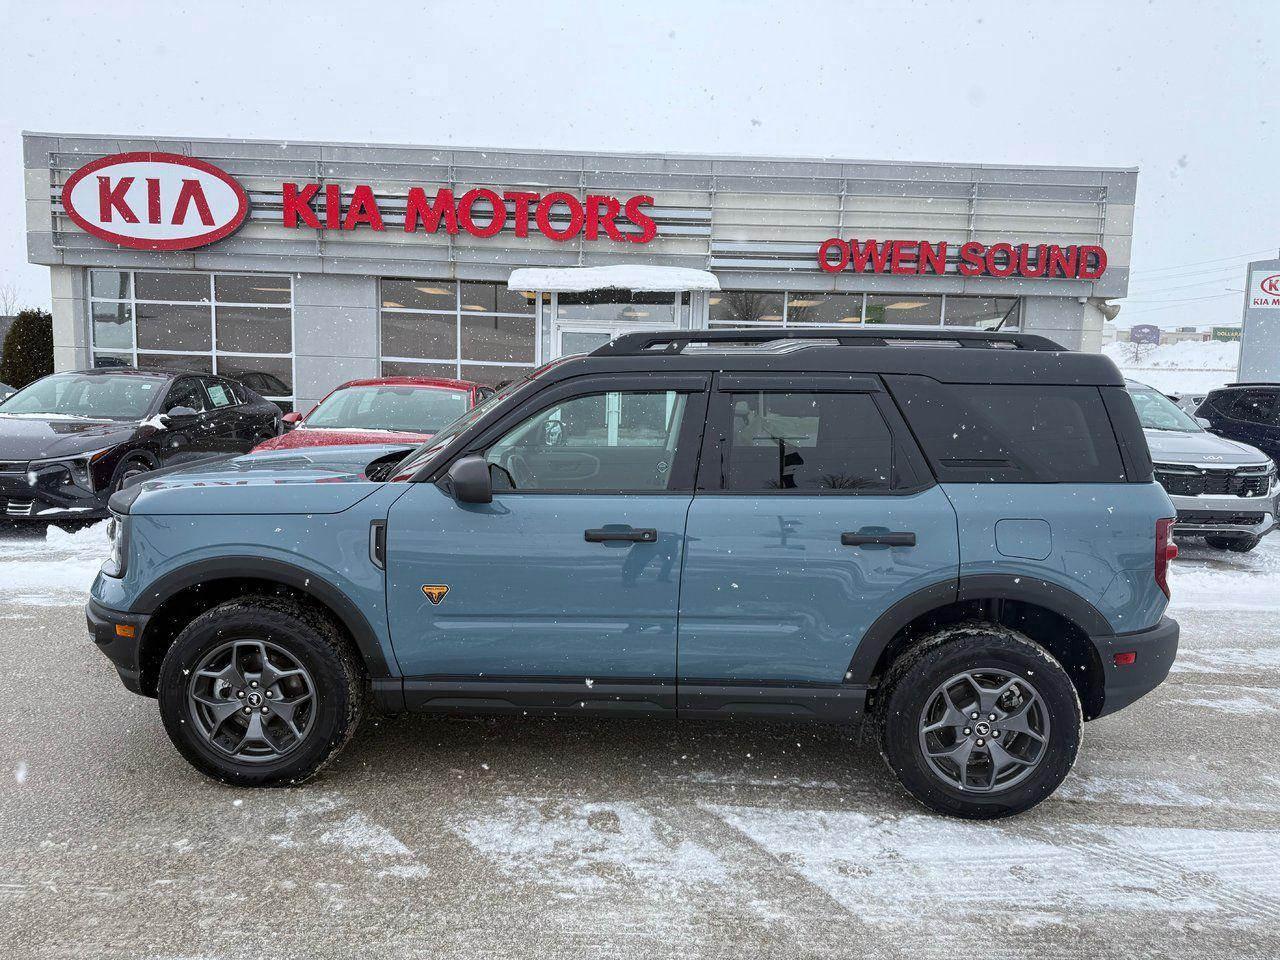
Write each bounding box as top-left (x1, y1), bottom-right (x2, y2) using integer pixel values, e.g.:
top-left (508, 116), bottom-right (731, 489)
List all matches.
top-left (422, 585), bottom-right (449, 605)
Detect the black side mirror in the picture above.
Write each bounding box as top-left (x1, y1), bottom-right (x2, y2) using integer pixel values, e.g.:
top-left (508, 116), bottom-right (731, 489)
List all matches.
top-left (447, 454), bottom-right (493, 504)
top-left (164, 405), bottom-right (198, 419)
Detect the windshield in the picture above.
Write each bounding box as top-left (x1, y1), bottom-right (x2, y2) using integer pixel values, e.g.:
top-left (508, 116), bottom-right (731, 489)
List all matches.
top-left (390, 376), bottom-right (527, 478)
top-left (0, 373), bottom-right (164, 420)
top-left (1129, 385), bottom-right (1203, 433)
top-left (304, 384), bottom-right (471, 433)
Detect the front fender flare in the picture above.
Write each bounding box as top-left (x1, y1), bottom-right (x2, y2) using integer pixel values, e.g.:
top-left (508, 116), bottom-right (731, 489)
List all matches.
top-left (131, 555), bottom-right (394, 679)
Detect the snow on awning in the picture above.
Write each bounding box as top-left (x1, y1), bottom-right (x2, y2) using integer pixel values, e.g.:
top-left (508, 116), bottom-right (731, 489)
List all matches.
top-left (507, 265), bottom-right (720, 293)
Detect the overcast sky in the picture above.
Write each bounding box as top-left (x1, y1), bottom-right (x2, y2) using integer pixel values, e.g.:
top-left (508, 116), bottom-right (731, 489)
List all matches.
top-left (1, 0), bottom-right (1276, 327)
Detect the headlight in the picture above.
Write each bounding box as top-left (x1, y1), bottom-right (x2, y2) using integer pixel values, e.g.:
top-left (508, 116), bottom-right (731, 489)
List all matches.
top-left (101, 511), bottom-right (128, 578)
top-left (26, 448), bottom-right (115, 492)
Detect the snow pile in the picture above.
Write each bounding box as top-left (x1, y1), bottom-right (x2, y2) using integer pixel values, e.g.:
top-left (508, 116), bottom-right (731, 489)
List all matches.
top-left (1168, 535), bottom-right (1280, 612)
top-left (0, 521), bottom-right (110, 605)
top-left (507, 264), bottom-right (720, 292)
top-left (1104, 339), bottom-right (1239, 395)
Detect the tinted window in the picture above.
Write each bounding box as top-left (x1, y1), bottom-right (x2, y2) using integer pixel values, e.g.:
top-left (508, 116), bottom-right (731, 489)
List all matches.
top-left (166, 378), bottom-right (207, 413)
top-left (887, 376), bottom-right (1126, 483)
top-left (722, 391), bottom-right (893, 492)
top-left (485, 390), bottom-right (689, 491)
top-left (1227, 391), bottom-right (1278, 425)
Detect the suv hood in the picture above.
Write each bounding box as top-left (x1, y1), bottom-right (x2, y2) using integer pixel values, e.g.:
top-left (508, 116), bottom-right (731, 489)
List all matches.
top-left (1144, 428), bottom-right (1271, 467)
top-left (0, 414), bottom-right (138, 460)
top-left (129, 443), bottom-right (416, 515)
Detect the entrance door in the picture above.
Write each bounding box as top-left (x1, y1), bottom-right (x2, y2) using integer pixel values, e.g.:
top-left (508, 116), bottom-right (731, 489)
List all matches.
top-left (385, 375), bottom-right (709, 697)
top-left (549, 289), bottom-right (688, 359)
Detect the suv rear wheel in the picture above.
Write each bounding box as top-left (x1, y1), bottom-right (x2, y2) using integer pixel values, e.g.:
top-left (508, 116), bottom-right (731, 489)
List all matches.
top-left (157, 596), bottom-right (363, 786)
top-left (874, 624), bottom-right (1082, 819)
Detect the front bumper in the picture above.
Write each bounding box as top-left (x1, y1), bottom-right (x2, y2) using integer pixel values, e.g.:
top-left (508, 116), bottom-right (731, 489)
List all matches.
top-left (86, 598), bottom-right (150, 695)
top-left (1090, 616), bottom-right (1180, 718)
top-left (0, 470), bottom-right (109, 520)
top-left (1166, 490), bottom-right (1279, 540)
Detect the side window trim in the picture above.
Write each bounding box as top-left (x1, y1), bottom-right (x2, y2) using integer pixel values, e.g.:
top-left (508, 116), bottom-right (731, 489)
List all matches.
top-left (444, 373), bottom-right (711, 495)
top-left (698, 372), bottom-right (930, 496)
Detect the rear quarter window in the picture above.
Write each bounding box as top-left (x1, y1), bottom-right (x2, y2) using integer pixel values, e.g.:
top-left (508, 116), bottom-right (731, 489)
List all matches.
top-left (886, 375), bottom-right (1128, 483)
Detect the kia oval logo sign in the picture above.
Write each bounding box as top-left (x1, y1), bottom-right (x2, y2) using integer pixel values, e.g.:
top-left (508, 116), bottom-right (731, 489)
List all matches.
top-left (1262, 274), bottom-right (1280, 296)
top-left (61, 152), bottom-right (248, 251)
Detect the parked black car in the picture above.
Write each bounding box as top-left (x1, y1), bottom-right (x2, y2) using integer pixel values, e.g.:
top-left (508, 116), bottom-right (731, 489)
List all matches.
top-left (1196, 384), bottom-right (1280, 464)
top-left (0, 368), bottom-right (281, 520)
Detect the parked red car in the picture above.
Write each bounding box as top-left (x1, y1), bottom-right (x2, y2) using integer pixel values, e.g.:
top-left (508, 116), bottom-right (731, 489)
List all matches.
top-left (253, 377), bottom-right (490, 452)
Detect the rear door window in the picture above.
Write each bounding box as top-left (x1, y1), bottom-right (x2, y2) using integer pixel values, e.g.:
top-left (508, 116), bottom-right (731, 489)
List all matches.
top-left (201, 377), bottom-right (235, 409)
top-left (886, 376), bottom-right (1127, 483)
top-left (721, 391), bottom-right (894, 492)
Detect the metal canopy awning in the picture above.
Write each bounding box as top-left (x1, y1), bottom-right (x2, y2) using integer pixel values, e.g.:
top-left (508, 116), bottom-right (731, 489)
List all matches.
top-left (507, 265), bottom-right (721, 293)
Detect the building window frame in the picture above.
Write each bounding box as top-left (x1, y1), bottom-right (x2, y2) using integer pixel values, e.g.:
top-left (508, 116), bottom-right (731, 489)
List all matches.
top-left (379, 279), bottom-right (542, 385)
top-left (87, 269), bottom-right (296, 406)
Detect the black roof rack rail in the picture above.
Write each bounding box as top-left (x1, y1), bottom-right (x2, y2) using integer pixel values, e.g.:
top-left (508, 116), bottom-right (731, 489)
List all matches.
top-left (591, 327), bottom-right (1066, 356)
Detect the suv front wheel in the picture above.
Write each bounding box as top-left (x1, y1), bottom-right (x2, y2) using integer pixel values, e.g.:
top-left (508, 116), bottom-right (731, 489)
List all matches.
top-left (874, 624), bottom-right (1082, 819)
top-left (157, 596), bottom-right (363, 786)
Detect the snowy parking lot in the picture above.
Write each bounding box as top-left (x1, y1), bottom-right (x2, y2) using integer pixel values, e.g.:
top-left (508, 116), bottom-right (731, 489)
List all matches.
top-left (2, 522), bottom-right (1279, 959)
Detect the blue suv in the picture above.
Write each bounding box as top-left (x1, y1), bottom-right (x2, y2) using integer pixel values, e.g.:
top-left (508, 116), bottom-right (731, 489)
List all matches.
top-left (86, 329), bottom-right (1179, 819)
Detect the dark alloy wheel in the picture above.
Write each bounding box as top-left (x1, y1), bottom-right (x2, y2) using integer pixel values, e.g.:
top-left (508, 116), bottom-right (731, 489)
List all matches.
top-left (157, 596), bottom-right (363, 786)
top-left (917, 668), bottom-right (1050, 793)
top-left (875, 623), bottom-right (1081, 819)
top-left (187, 639), bottom-right (317, 762)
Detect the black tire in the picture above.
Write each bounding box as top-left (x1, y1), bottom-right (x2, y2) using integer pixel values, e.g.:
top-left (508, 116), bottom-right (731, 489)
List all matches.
top-left (109, 455), bottom-right (152, 494)
top-left (873, 623), bottom-right (1082, 819)
top-left (1204, 535), bottom-right (1259, 553)
top-left (157, 596), bottom-right (364, 786)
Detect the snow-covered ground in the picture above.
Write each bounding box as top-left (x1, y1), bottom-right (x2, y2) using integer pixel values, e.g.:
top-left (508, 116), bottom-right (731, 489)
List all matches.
top-left (1104, 339), bottom-right (1240, 395)
top-left (2, 521), bottom-right (1278, 958)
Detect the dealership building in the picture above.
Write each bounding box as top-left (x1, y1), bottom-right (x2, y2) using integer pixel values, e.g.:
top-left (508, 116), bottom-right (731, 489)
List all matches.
top-left (22, 131), bottom-right (1137, 410)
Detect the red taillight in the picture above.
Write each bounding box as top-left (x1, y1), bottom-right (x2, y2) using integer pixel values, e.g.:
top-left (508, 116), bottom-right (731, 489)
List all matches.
top-left (1155, 517), bottom-right (1177, 598)
top-left (1114, 651), bottom-right (1137, 666)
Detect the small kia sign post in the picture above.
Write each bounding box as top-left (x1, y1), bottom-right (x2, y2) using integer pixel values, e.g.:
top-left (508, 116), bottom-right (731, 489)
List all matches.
top-left (1239, 259), bottom-right (1280, 382)
top-left (61, 153), bottom-right (249, 250)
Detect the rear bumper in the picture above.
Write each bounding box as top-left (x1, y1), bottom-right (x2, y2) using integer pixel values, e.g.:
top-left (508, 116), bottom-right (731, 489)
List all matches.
top-left (86, 598), bottom-right (150, 695)
top-left (1090, 616), bottom-right (1179, 719)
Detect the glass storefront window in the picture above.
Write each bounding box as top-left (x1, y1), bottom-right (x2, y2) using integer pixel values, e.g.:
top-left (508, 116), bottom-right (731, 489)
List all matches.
top-left (943, 296), bottom-right (1020, 329)
top-left (136, 303), bottom-right (212, 352)
top-left (786, 292), bottom-right (865, 325)
top-left (91, 302), bottom-right (133, 350)
top-left (214, 275), bottom-right (292, 305)
top-left (214, 305), bottom-right (292, 353)
top-left (380, 279), bottom-right (540, 384)
top-left (707, 291), bottom-right (784, 324)
top-left (381, 279), bottom-right (455, 311)
top-left (556, 290), bottom-right (678, 324)
top-left (461, 315), bottom-right (535, 363)
top-left (864, 295), bottom-right (943, 325)
top-left (90, 270), bottom-right (130, 300)
top-left (88, 271), bottom-right (294, 402)
top-left (135, 272), bottom-right (211, 303)
top-left (460, 282), bottom-right (540, 315)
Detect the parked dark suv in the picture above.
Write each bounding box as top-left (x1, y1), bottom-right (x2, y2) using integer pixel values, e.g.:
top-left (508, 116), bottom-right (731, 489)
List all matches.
top-left (1196, 383), bottom-right (1280, 465)
top-left (0, 368), bottom-right (281, 519)
top-left (88, 329), bottom-right (1178, 819)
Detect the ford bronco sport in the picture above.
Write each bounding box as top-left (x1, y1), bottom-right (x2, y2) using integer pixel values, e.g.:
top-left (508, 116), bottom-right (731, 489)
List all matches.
top-left (86, 328), bottom-right (1179, 819)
